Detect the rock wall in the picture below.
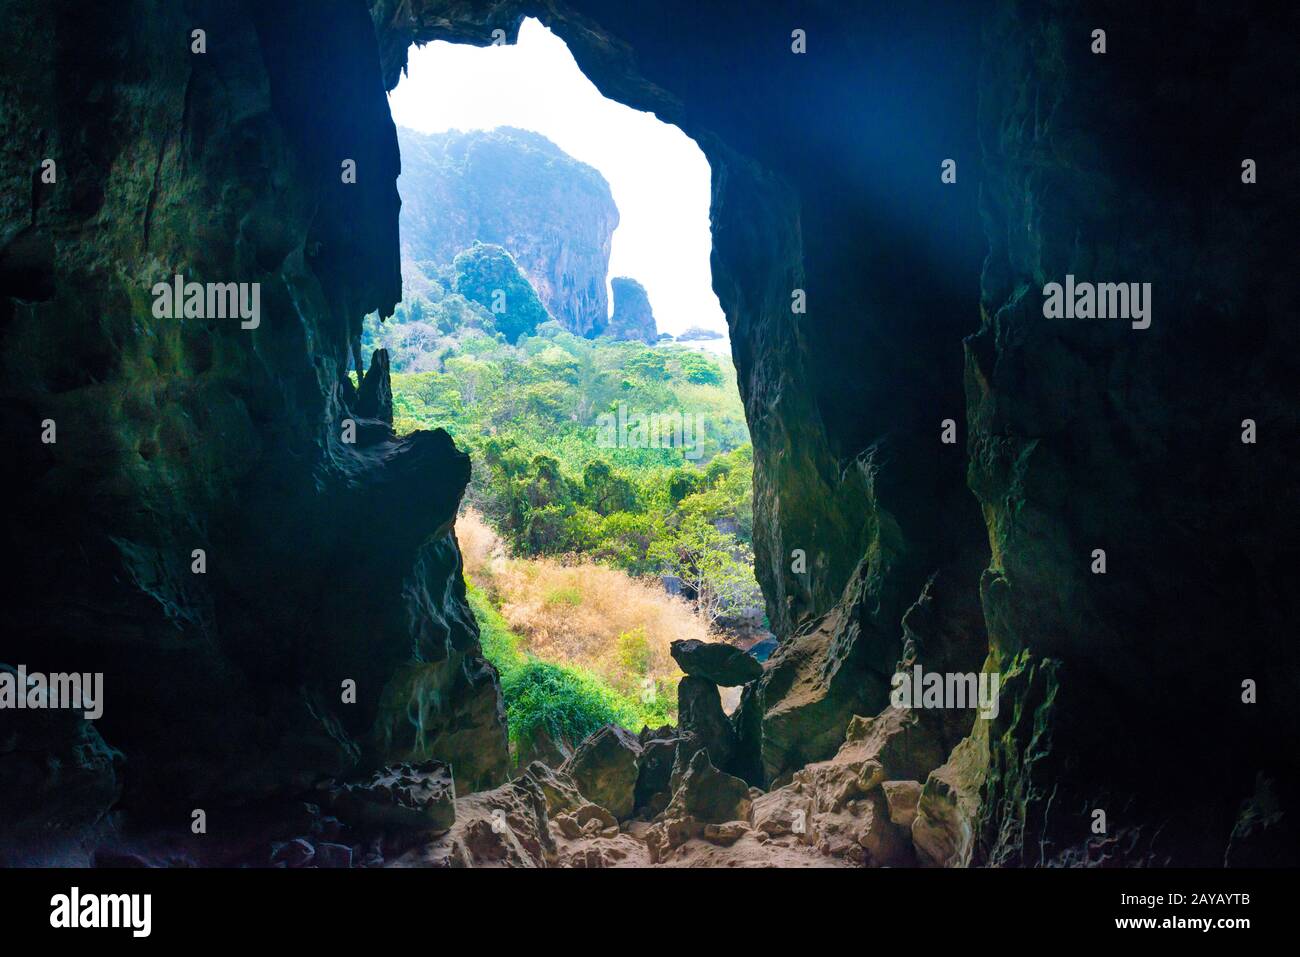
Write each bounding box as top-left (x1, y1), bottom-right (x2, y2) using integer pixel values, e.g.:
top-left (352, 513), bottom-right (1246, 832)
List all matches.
top-left (396, 126), bottom-right (618, 336)
top-left (0, 0), bottom-right (506, 859)
top-left (969, 0), bottom-right (1299, 865)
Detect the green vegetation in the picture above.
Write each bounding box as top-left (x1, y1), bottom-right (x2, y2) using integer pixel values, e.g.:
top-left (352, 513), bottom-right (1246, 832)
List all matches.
top-left (374, 311), bottom-right (762, 624)
top-left (362, 219), bottom-right (767, 747)
top-left (467, 582), bottom-right (671, 759)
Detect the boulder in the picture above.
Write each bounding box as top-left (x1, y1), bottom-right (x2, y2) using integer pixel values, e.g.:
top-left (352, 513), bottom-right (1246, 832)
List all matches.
top-left (634, 734), bottom-right (687, 817)
top-left (516, 723), bottom-right (575, 769)
top-left (553, 803), bottom-right (619, 839)
top-left (563, 725), bottom-right (643, 820)
top-left (270, 838), bottom-right (315, 868)
top-left (913, 731), bottom-right (988, 867)
top-left (665, 749), bottom-right (752, 825)
top-left (324, 760), bottom-right (456, 834)
top-left (752, 786), bottom-right (814, 841)
top-left (882, 780), bottom-right (923, 828)
top-left (676, 676), bottom-right (739, 772)
top-left (314, 842), bottom-right (354, 869)
top-left (520, 761), bottom-right (585, 818)
top-left (670, 639), bottom-right (763, 686)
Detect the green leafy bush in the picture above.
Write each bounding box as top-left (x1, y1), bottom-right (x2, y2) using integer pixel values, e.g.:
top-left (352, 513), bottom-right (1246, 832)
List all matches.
top-left (500, 661), bottom-right (635, 753)
top-left (467, 581), bottom-right (672, 755)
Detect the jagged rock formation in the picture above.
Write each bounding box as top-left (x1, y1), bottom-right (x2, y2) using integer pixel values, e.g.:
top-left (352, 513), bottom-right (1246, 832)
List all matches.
top-left (397, 126), bottom-right (618, 336)
top-left (605, 276), bottom-right (657, 343)
top-left (0, 0), bottom-right (507, 862)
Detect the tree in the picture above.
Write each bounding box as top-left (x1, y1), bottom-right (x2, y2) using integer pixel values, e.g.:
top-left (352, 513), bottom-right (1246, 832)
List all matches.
top-left (583, 459), bottom-right (638, 516)
top-left (452, 242), bottom-right (551, 344)
top-left (649, 517), bottom-right (762, 626)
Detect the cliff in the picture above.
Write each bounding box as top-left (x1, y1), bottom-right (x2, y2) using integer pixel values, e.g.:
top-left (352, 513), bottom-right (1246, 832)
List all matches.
top-left (397, 126), bottom-right (618, 337)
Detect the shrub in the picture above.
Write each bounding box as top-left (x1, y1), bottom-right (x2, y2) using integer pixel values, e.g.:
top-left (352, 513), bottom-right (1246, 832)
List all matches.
top-left (466, 575), bottom-right (675, 754)
top-left (466, 581), bottom-right (521, 676)
top-left (617, 627), bottom-right (653, 676)
top-left (499, 660), bottom-right (635, 752)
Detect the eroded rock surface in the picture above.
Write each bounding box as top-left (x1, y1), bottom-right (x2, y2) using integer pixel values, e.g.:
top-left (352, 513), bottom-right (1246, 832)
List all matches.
top-left (561, 725), bottom-right (643, 821)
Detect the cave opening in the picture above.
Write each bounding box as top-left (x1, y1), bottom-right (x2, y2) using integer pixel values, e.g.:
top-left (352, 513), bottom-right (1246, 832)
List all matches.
top-left (375, 18), bottom-right (768, 766)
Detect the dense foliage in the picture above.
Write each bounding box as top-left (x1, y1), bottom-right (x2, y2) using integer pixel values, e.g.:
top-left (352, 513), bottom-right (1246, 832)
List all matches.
top-left (374, 313), bottom-right (762, 626)
top-left (467, 582), bottom-right (671, 759)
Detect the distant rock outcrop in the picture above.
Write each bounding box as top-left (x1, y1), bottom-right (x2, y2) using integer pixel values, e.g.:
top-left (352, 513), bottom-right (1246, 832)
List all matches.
top-left (605, 277), bottom-right (658, 344)
top-left (675, 326), bottom-right (723, 342)
top-left (397, 126), bottom-right (619, 337)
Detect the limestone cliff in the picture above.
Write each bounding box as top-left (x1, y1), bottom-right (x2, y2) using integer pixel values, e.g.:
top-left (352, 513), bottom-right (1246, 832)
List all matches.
top-left (397, 126), bottom-right (618, 336)
top-left (605, 276), bottom-right (657, 343)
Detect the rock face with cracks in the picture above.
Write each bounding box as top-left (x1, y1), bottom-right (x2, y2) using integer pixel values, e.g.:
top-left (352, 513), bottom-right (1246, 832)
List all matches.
top-left (0, 0), bottom-right (509, 861)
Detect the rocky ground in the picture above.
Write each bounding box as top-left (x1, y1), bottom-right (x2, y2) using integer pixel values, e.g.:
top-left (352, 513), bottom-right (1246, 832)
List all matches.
top-left (250, 639), bottom-right (977, 869)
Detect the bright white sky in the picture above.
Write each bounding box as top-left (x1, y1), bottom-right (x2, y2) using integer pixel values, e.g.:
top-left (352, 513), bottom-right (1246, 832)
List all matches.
top-left (387, 17), bottom-right (726, 338)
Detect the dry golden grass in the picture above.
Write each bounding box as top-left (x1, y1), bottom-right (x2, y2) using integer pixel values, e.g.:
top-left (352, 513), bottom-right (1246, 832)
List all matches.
top-left (456, 509), bottom-right (708, 699)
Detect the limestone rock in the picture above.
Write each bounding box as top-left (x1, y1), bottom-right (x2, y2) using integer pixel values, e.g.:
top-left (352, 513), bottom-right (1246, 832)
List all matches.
top-left (563, 725), bottom-right (643, 820)
top-left (271, 838), bottom-right (315, 868)
top-left (606, 277), bottom-right (658, 344)
top-left (882, 780), bottom-right (922, 829)
top-left (751, 787), bottom-right (814, 841)
top-left (0, 667), bottom-right (123, 862)
top-left (401, 773), bottom-right (555, 868)
top-left (314, 842), bottom-right (354, 868)
top-left (702, 821), bottom-right (750, 847)
top-left (912, 730), bottom-right (987, 867)
top-left (633, 732), bottom-right (690, 818)
top-left (676, 676), bottom-right (739, 773)
top-left (325, 760), bottom-right (456, 834)
top-left (670, 639), bottom-right (762, 686)
top-left (553, 803), bottom-right (618, 839)
top-left (519, 761), bottom-right (585, 819)
top-left (665, 749), bottom-right (752, 825)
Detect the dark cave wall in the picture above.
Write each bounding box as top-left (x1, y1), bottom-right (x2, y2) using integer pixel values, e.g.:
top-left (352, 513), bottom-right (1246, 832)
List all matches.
top-left (970, 0), bottom-right (1299, 865)
top-left (0, 0), bottom-right (506, 855)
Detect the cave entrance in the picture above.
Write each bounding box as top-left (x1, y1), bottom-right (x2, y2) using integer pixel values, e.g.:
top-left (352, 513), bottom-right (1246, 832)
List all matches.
top-left (377, 18), bottom-right (767, 765)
